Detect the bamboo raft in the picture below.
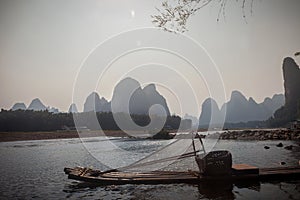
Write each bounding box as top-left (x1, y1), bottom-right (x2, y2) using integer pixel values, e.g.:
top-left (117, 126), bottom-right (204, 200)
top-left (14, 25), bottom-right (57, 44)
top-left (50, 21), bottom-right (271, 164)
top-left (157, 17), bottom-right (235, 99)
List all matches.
top-left (64, 134), bottom-right (300, 185)
top-left (64, 165), bottom-right (300, 185)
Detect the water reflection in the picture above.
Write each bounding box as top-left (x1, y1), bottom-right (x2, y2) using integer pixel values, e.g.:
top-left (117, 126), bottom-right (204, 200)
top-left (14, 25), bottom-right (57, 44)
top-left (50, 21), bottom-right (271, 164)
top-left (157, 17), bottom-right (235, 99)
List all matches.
top-left (197, 181), bottom-right (235, 199)
top-left (1, 139), bottom-right (300, 199)
top-left (63, 179), bottom-right (300, 200)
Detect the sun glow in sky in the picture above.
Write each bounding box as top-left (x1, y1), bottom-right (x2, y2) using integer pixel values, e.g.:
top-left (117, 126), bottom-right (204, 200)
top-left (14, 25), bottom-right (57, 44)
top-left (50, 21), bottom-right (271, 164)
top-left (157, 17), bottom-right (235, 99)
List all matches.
top-left (131, 10), bottom-right (135, 18)
top-left (0, 0), bottom-right (300, 116)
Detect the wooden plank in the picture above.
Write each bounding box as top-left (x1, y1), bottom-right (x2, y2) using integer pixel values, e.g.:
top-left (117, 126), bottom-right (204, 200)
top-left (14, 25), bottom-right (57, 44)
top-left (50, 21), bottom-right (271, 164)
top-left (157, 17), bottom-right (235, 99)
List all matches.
top-left (232, 164), bottom-right (258, 170)
top-left (232, 164), bottom-right (259, 175)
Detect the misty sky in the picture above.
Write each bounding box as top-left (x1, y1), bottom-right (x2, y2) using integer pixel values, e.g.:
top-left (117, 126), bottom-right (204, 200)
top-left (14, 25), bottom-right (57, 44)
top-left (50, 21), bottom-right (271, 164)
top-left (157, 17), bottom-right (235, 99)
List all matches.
top-left (0, 0), bottom-right (300, 117)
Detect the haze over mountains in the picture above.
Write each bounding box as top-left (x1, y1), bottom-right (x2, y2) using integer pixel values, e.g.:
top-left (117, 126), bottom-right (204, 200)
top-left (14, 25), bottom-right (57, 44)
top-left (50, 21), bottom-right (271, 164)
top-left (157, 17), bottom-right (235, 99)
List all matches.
top-left (10, 77), bottom-right (284, 125)
top-left (10, 77), bottom-right (171, 116)
top-left (199, 56), bottom-right (300, 127)
top-left (199, 92), bottom-right (284, 127)
top-left (83, 77), bottom-right (171, 116)
top-left (7, 57), bottom-right (300, 129)
top-left (11, 98), bottom-right (59, 113)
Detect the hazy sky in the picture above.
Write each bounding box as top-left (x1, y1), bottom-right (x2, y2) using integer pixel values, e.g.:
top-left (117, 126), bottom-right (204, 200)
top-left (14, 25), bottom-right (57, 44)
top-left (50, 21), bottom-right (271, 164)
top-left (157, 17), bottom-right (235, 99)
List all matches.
top-left (0, 0), bottom-right (300, 117)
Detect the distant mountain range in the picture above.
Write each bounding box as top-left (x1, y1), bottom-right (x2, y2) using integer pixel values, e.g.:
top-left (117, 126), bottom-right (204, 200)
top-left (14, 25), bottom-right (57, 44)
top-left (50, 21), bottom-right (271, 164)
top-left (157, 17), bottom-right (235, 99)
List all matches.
top-left (199, 92), bottom-right (285, 127)
top-left (8, 57), bottom-right (300, 129)
top-left (11, 77), bottom-right (171, 116)
top-left (10, 77), bottom-right (285, 124)
top-left (11, 98), bottom-right (60, 113)
top-left (83, 77), bottom-right (170, 116)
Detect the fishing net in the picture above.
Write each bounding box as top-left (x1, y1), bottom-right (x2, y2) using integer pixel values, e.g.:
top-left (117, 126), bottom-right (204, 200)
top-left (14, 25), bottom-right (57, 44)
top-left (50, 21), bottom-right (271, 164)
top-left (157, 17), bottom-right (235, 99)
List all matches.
top-left (118, 133), bottom-right (205, 172)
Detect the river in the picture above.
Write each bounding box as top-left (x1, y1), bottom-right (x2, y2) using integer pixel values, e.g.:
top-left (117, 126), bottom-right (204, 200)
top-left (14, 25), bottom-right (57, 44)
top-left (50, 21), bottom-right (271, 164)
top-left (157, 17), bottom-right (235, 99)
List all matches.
top-left (1, 137), bottom-right (300, 199)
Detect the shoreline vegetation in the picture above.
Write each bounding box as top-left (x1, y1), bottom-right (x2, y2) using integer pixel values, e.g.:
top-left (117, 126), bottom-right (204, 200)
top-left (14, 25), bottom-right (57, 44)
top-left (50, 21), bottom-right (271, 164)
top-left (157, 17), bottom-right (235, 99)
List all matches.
top-left (0, 129), bottom-right (178, 142)
top-left (1, 128), bottom-right (300, 142)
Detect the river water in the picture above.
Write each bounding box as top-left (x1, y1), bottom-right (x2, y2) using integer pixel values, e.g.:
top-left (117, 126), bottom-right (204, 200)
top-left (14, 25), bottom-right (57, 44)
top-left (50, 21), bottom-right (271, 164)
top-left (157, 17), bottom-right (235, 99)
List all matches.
top-left (1, 137), bottom-right (300, 199)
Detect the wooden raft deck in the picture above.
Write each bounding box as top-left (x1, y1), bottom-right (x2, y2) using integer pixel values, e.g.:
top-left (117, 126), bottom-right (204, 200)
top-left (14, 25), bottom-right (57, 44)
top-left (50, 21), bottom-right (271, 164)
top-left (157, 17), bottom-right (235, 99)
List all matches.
top-left (64, 165), bottom-right (300, 185)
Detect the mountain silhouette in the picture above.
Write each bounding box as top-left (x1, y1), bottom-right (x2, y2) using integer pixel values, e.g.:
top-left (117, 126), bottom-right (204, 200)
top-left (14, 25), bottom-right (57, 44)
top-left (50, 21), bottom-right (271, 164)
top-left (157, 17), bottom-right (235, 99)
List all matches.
top-left (68, 103), bottom-right (78, 113)
top-left (111, 77), bottom-right (170, 116)
top-left (83, 92), bottom-right (110, 112)
top-left (27, 98), bottom-right (47, 111)
top-left (262, 94), bottom-right (285, 117)
top-left (199, 98), bottom-right (224, 126)
top-left (271, 57), bottom-right (300, 126)
top-left (11, 103), bottom-right (27, 111)
top-left (282, 57), bottom-right (300, 107)
top-left (199, 91), bottom-right (284, 126)
top-left (143, 84), bottom-right (170, 116)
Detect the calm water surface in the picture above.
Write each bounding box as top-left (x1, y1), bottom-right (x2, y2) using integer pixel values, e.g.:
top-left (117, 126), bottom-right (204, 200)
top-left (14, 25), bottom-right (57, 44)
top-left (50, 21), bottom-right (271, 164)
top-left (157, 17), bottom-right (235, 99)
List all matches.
top-left (1, 137), bottom-right (300, 199)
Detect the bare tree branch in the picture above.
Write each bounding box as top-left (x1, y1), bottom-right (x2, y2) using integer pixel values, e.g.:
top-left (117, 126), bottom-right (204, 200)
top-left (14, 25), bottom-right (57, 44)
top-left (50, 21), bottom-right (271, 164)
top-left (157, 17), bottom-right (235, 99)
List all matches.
top-left (152, 0), bottom-right (255, 33)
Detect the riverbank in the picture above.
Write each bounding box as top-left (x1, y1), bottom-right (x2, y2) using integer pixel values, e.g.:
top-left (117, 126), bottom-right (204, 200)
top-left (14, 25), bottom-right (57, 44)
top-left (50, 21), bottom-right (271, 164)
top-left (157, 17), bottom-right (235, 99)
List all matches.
top-left (3, 129), bottom-right (300, 142)
top-left (219, 129), bottom-right (300, 140)
top-left (0, 129), bottom-right (178, 142)
top-left (0, 130), bottom-right (132, 142)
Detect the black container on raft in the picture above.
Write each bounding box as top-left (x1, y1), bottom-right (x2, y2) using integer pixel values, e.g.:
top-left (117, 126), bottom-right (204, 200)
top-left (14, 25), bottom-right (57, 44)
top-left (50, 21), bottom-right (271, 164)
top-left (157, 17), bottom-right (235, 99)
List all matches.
top-left (196, 150), bottom-right (232, 176)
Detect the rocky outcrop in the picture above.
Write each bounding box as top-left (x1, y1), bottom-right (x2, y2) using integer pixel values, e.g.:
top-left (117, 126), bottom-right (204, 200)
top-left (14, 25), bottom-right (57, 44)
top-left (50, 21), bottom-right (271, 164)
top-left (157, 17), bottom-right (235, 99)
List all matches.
top-left (283, 57), bottom-right (300, 107)
top-left (11, 103), bottom-right (26, 111)
top-left (271, 57), bottom-right (300, 126)
top-left (219, 129), bottom-right (300, 140)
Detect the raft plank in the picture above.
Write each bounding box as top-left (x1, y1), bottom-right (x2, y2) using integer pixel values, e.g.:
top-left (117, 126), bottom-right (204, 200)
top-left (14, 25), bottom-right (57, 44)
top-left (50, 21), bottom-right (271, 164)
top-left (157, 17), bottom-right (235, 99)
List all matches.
top-left (232, 164), bottom-right (259, 175)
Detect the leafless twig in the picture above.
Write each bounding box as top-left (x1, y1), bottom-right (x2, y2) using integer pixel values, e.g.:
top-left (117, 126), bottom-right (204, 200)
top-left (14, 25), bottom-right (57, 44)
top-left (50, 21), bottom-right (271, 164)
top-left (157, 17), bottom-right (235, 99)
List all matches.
top-left (152, 0), bottom-right (255, 33)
